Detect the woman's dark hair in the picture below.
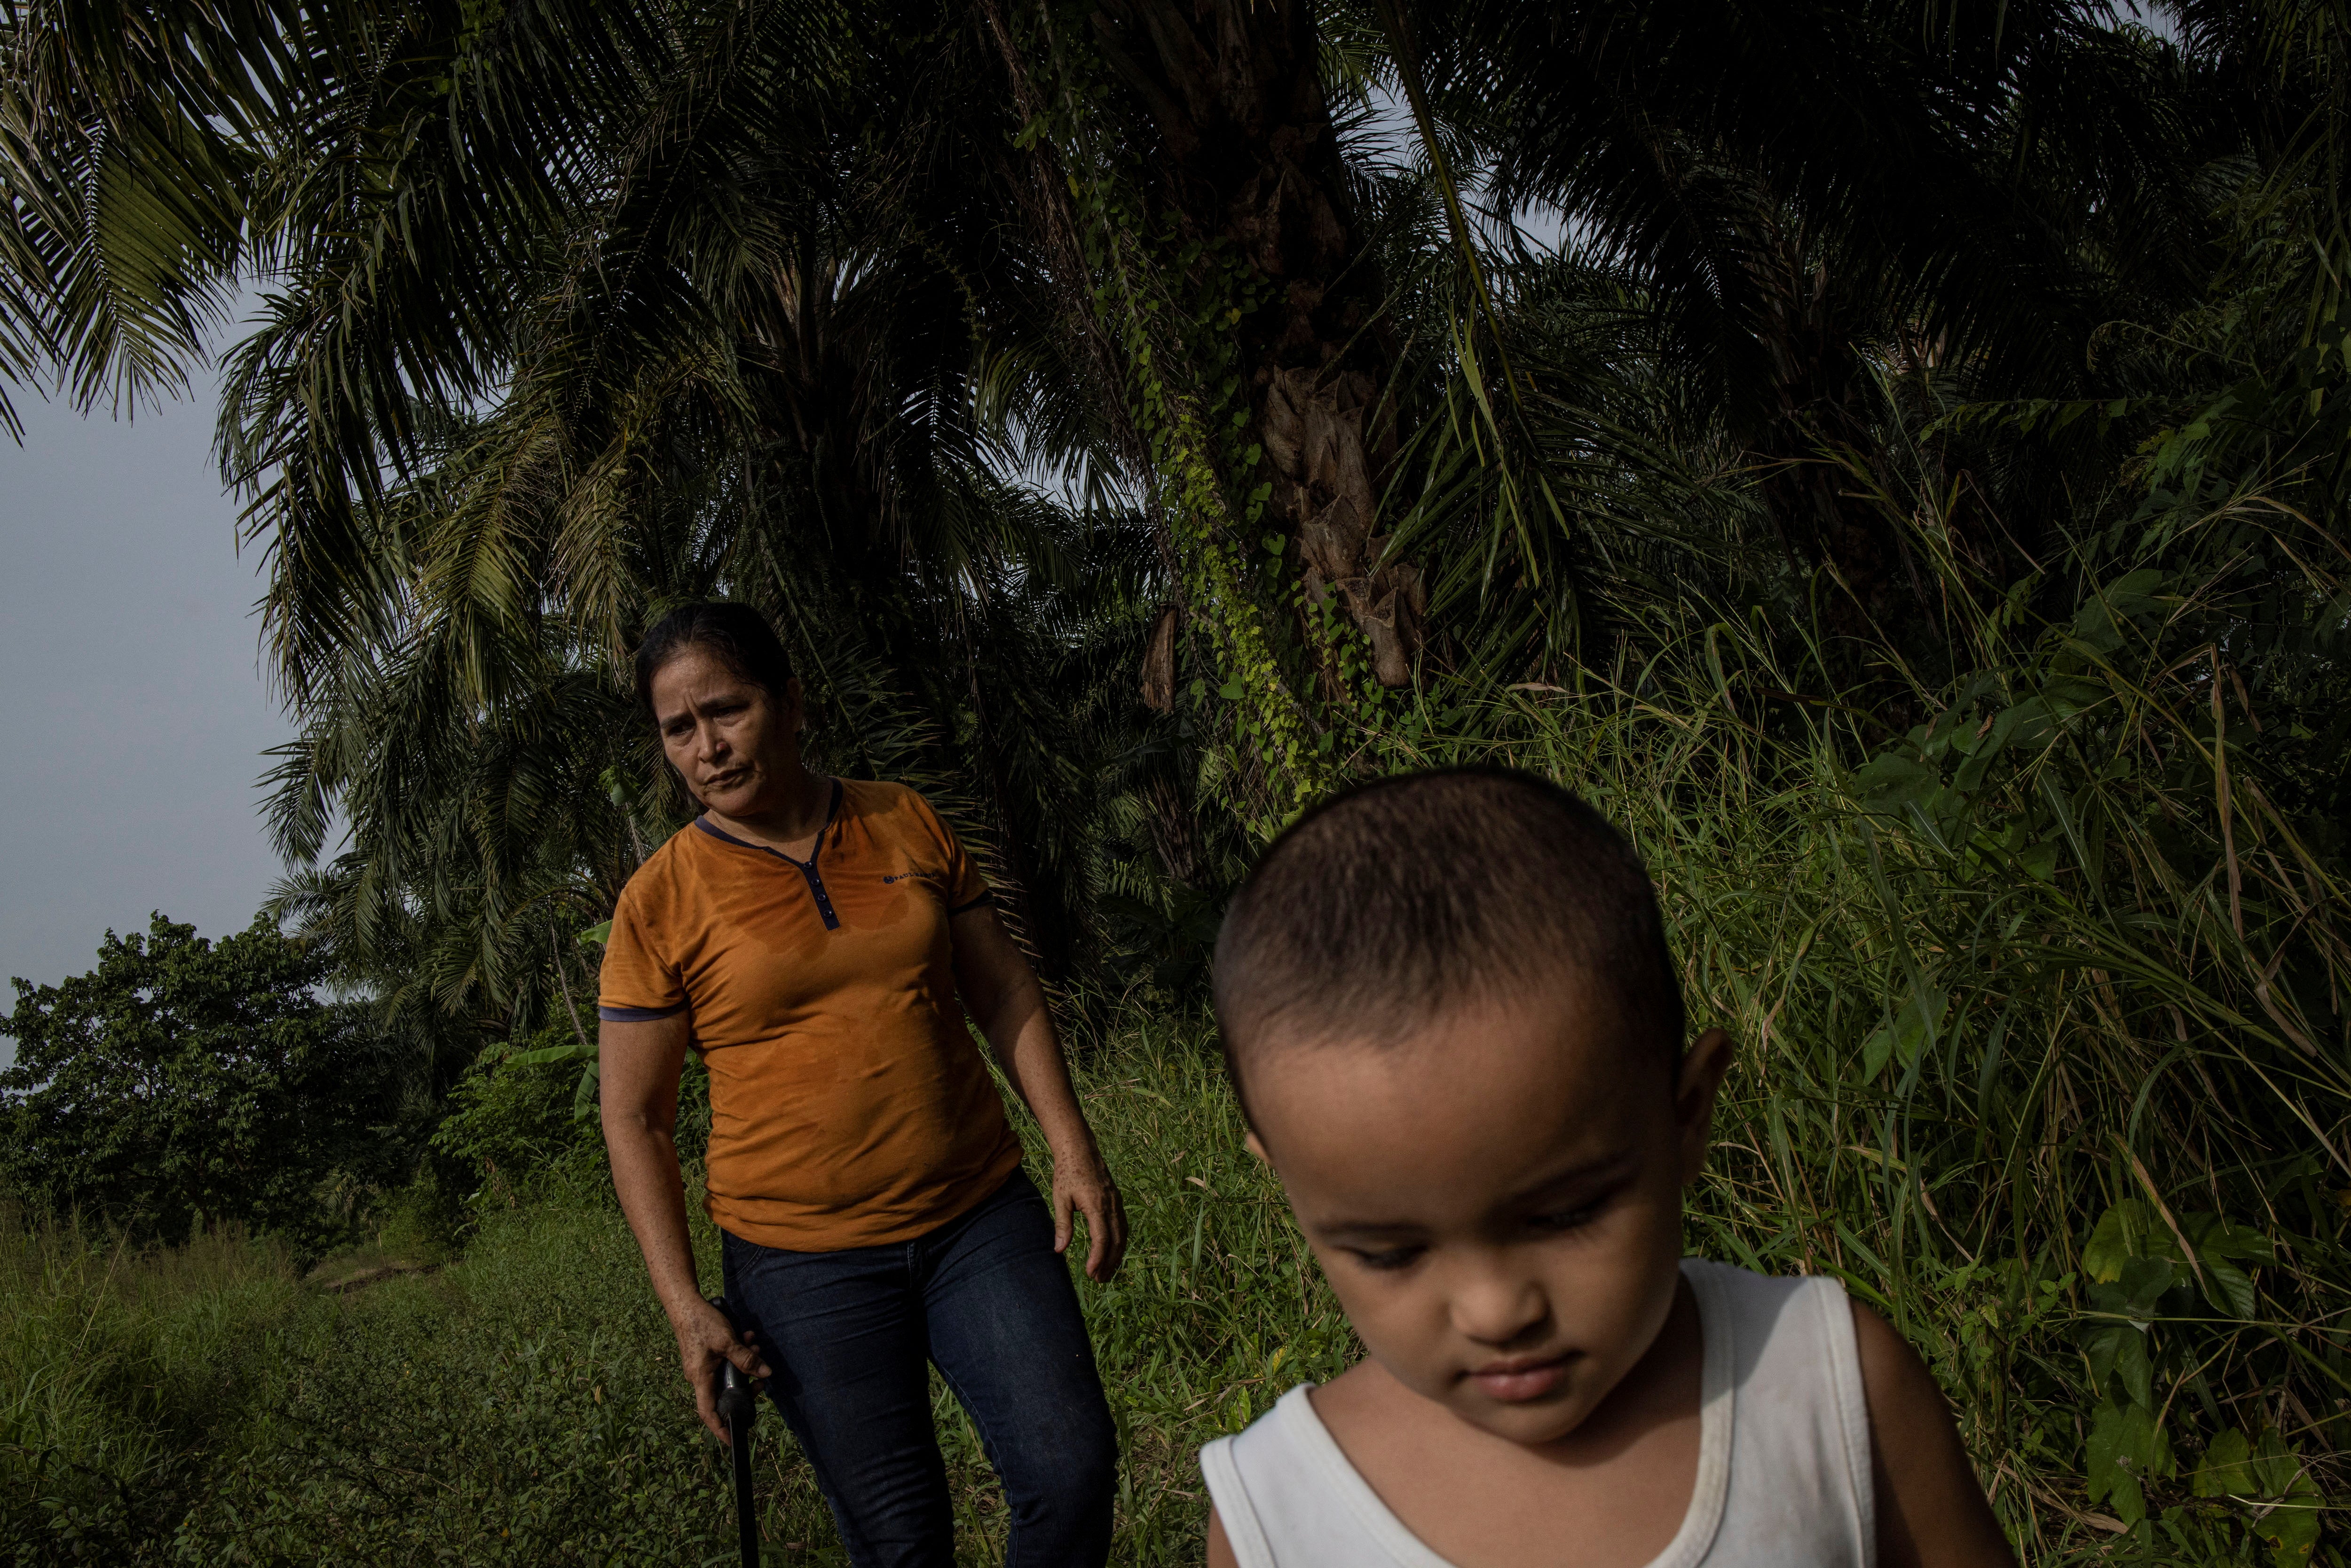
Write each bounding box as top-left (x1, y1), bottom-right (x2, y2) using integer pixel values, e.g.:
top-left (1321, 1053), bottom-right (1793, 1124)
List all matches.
top-left (633, 602), bottom-right (797, 721)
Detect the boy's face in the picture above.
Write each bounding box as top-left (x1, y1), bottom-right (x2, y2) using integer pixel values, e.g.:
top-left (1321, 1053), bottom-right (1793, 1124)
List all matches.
top-left (1245, 982), bottom-right (1730, 1448)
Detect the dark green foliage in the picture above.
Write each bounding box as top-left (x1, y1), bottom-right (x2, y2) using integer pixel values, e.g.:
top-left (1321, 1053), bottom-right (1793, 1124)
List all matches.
top-left (0, 916), bottom-right (417, 1253)
top-left (428, 1030), bottom-right (607, 1204)
top-left (427, 1022), bottom-right (713, 1217)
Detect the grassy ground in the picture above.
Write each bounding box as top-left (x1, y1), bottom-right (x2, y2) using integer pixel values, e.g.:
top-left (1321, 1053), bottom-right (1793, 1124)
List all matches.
top-left (1, 1026), bottom-right (1324, 1567)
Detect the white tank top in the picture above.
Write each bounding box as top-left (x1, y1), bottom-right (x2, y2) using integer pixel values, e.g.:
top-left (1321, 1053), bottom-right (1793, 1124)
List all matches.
top-left (1200, 1260), bottom-right (1876, 1568)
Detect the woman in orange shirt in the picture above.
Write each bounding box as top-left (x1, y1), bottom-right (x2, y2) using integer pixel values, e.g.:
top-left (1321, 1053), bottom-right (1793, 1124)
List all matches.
top-left (598, 603), bottom-right (1128, 1567)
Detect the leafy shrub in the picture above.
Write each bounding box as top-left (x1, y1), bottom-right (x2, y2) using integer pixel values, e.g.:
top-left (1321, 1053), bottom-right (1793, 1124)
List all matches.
top-left (431, 1029), bottom-right (604, 1212)
top-left (429, 1024), bottom-right (711, 1223)
top-left (0, 916), bottom-right (418, 1254)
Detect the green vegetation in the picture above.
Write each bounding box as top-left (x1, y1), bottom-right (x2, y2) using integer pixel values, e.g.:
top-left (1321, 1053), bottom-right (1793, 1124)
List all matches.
top-left (0, 917), bottom-right (426, 1255)
top-left (8, 662), bottom-right (2346, 1561)
top-left (5, 1), bottom-right (2349, 1563)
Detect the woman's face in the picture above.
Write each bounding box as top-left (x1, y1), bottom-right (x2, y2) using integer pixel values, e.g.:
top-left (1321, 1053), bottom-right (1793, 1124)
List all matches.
top-left (649, 646), bottom-right (805, 819)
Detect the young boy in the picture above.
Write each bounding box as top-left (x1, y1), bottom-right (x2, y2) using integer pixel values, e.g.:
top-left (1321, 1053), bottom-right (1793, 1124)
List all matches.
top-left (1201, 769), bottom-right (2014, 1568)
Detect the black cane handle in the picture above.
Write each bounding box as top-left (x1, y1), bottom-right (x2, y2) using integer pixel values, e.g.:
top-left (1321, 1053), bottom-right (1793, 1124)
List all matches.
top-left (714, 1353), bottom-right (756, 1427)
top-left (708, 1297), bottom-right (760, 1568)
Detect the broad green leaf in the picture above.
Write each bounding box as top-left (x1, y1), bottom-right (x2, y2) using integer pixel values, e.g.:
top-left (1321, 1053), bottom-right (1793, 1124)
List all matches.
top-left (2002, 696), bottom-right (2058, 749)
top-left (2117, 1254), bottom-right (2180, 1321)
top-left (1853, 753), bottom-right (1938, 813)
top-left (1922, 703), bottom-right (1975, 757)
top-left (2112, 1318), bottom-right (2154, 1407)
top-left (2250, 1432), bottom-right (2325, 1568)
top-left (578, 920), bottom-right (613, 947)
top-left (2201, 1257), bottom-right (2258, 1320)
top-left (1953, 747), bottom-right (1996, 794)
top-left (570, 1060), bottom-right (601, 1122)
top-left (2087, 1400), bottom-right (2166, 1523)
top-left (2183, 1213), bottom-right (2275, 1265)
top-left (2084, 1202), bottom-right (2150, 1281)
top-left (2254, 1428), bottom-right (2312, 1500)
top-left (2082, 1323), bottom-right (2126, 1391)
top-left (2257, 1502), bottom-right (2321, 1568)
top-left (511, 1040), bottom-right (598, 1065)
top-left (1859, 978), bottom-right (1947, 1078)
top-left (1862, 1023), bottom-right (1896, 1081)
top-left (2071, 596), bottom-right (2127, 654)
top-left (2083, 1201), bottom-right (2181, 1282)
top-left (2193, 1427), bottom-right (2254, 1497)
top-left (2104, 568), bottom-right (2169, 616)
top-left (2042, 675), bottom-right (2106, 719)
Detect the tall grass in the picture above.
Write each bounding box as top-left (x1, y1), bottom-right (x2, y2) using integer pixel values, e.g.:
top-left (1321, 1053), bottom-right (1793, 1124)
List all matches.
top-left (168, 1188), bottom-right (828, 1565)
top-left (1094, 562), bottom-right (2348, 1563)
top-left (0, 1206), bottom-right (306, 1564)
top-left (1364, 509), bottom-right (2350, 1560)
top-left (0, 1110), bottom-right (1321, 1567)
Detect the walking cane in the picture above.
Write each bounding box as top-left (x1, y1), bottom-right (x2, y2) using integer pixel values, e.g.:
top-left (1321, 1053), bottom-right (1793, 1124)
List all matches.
top-left (708, 1297), bottom-right (760, 1568)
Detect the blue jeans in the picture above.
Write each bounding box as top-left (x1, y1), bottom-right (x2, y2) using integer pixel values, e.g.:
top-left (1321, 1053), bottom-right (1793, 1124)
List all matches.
top-left (719, 1169), bottom-right (1117, 1567)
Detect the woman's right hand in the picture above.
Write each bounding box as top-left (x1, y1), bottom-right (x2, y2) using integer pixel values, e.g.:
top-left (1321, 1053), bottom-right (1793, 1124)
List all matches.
top-left (673, 1298), bottom-right (772, 1443)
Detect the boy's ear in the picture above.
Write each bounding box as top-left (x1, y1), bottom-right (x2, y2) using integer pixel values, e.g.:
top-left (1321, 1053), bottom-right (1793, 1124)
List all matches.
top-left (1673, 1029), bottom-right (1733, 1184)
top-left (1244, 1130), bottom-right (1271, 1166)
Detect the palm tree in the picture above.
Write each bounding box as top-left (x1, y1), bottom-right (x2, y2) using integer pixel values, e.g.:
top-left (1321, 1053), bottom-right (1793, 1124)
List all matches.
top-left (7, 0), bottom-right (2224, 662)
top-left (242, 0), bottom-right (1174, 1013)
top-left (1397, 3), bottom-right (2215, 654)
top-left (2, 0), bottom-right (2278, 1005)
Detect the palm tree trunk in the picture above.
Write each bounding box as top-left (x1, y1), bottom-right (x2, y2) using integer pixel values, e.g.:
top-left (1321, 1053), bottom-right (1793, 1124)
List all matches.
top-left (1079, 0), bottom-right (1425, 685)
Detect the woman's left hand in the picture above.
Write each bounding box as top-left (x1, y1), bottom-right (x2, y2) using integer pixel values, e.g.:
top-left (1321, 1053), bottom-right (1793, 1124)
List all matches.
top-left (1051, 1147), bottom-right (1129, 1283)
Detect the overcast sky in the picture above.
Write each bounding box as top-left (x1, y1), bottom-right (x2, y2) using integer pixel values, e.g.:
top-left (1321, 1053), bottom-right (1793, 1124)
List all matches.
top-left (1, 368), bottom-right (292, 1060)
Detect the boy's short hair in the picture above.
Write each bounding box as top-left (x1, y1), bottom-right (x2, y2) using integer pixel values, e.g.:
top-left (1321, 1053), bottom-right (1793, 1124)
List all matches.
top-left (1213, 768), bottom-right (1685, 1107)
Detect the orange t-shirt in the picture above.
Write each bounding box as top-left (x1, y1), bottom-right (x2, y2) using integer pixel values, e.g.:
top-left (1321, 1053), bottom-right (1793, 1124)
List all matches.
top-left (597, 779), bottom-right (1023, 1250)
